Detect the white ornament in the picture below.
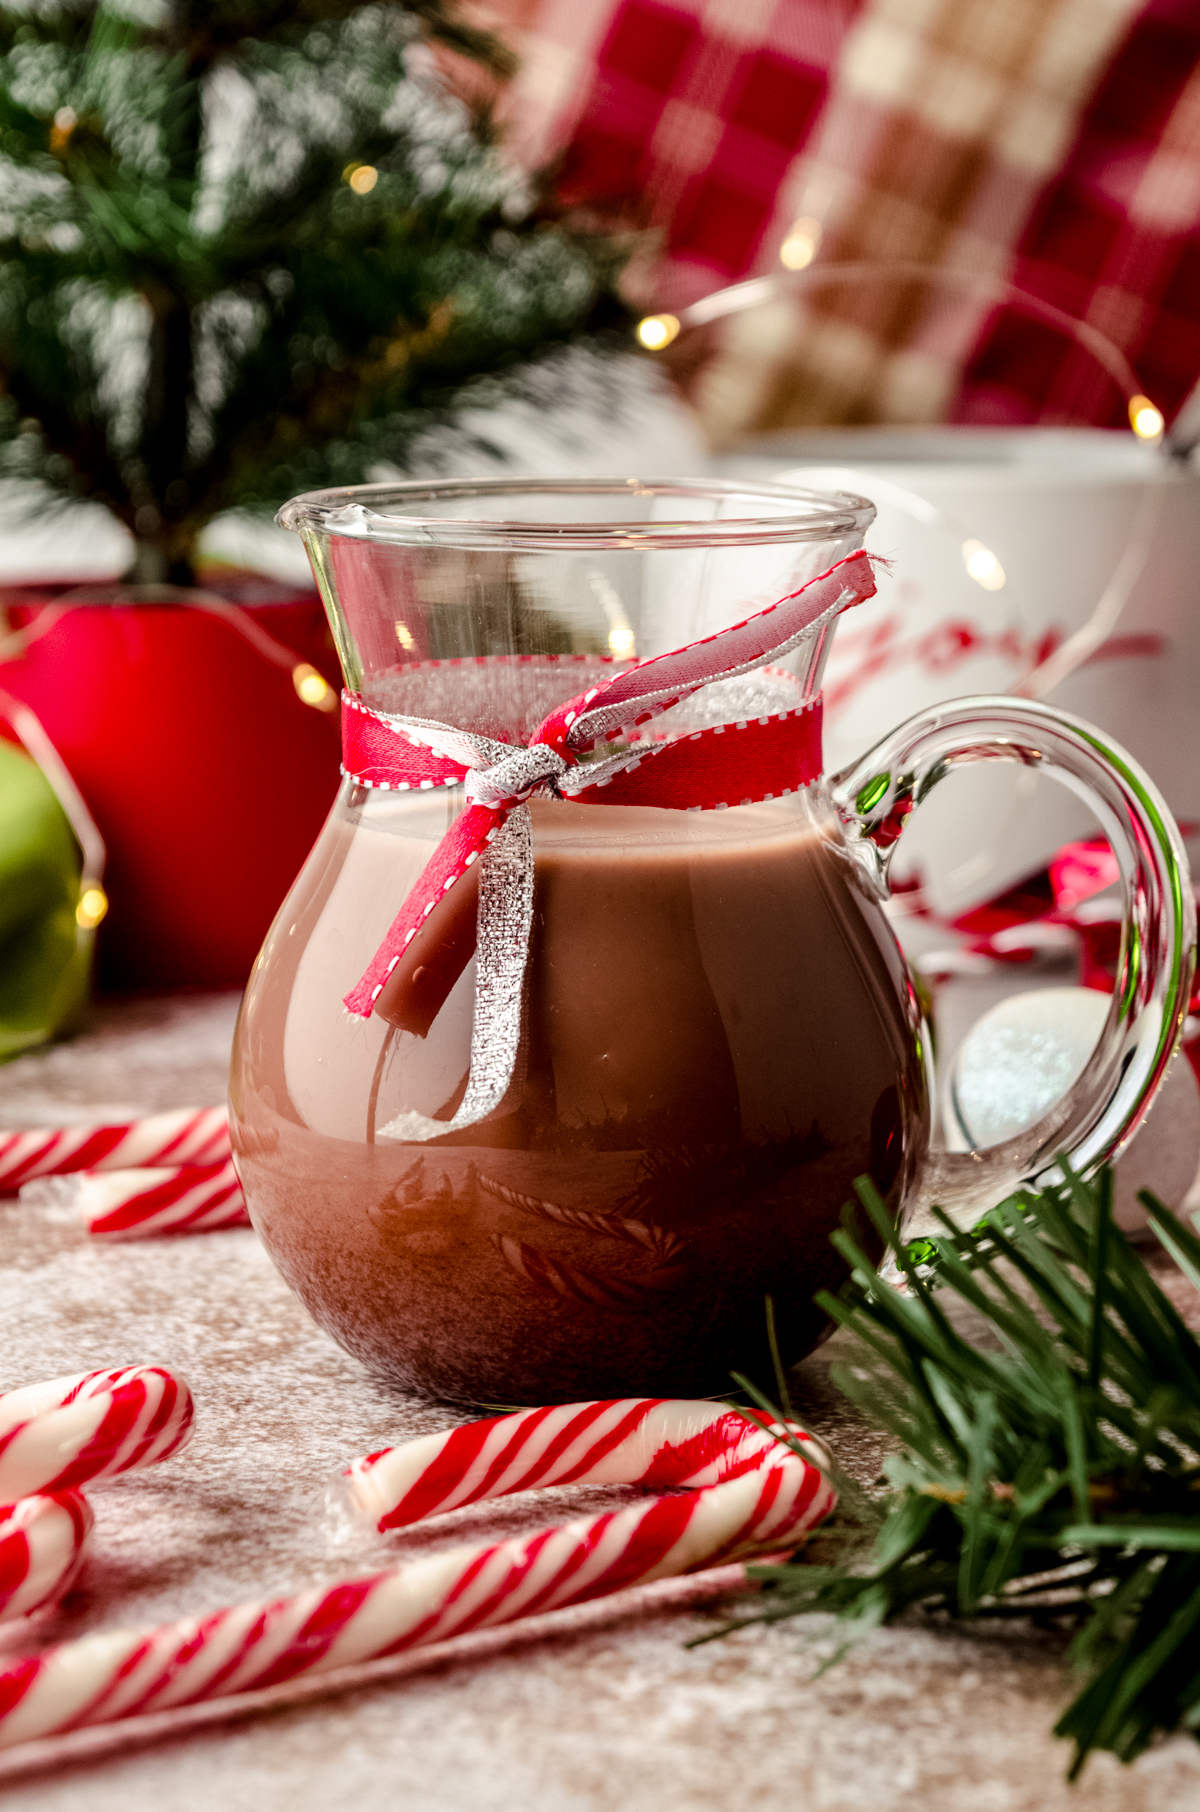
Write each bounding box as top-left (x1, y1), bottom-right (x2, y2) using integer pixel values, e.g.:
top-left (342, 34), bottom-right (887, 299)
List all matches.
top-left (945, 986), bottom-right (1200, 1232)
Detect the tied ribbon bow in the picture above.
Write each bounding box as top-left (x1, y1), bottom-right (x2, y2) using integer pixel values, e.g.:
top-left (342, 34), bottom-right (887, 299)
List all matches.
top-left (341, 549), bottom-right (877, 1143)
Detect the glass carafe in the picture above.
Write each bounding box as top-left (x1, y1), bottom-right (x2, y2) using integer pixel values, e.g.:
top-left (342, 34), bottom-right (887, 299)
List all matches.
top-left (230, 479), bottom-right (1194, 1404)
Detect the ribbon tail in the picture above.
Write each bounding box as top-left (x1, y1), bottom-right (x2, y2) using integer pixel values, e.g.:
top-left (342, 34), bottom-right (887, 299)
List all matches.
top-left (377, 806), bottom-right (535, 1144)
top-left (541, 548), bottom-right (879, 752)
top-left (343, 803), bottom-right (502, 1018)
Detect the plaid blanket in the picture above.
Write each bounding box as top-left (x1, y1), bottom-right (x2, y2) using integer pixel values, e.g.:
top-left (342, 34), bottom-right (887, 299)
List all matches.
top-left (498, 0), bottom-right (1200, 432)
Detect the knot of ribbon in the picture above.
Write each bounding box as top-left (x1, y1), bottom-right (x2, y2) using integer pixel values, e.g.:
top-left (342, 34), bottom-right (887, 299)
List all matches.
top-left (463, 742), bottom-right (570, 810)
top-left (339, 549), bottom-right (878, 1143)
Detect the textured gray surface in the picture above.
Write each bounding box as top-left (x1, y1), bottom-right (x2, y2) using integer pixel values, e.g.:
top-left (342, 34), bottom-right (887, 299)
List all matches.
top-left (2, 997), bottom-right (1200, 1810)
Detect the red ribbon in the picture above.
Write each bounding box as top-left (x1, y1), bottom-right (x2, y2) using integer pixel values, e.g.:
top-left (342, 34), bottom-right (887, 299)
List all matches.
top-left (340, 549), bottom-right (878, 1019)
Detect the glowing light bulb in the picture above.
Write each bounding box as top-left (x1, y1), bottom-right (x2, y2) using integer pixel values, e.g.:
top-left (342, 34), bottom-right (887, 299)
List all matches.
top-left (780, 216), bottom-right (821, 271)
top-left (395, 622), bottom-right (416, 651)
top-left (607, 624), bottom-right (636, 659)
top-left (49, 106), bottom-right (77, 153)
top-left (1128, 394), bottom-right (1164, 440)
top-left (76, 884), bottom-right (108, 930)
top-left (962, 539), bottom-right (1005, 591)
top-left (292, 663), bottom-right (337, 711)
top-left (636, 314), bottom-right (680, 351)
top-left (345, 164), bottom-right (379, 195)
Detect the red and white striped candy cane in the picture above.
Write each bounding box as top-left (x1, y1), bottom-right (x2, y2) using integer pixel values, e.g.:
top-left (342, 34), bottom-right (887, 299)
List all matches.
top-left (79, 1161), bottom-right (249, 1241)
top-left (0, 1494), bottom-right (92, 1623)
top-left (0, 1367), bottom-right (194, 1501)
top-left (0, 1399), bottom-right (833, 1750)
top-left (0, 1108), bottom-right (229, 1192)
top-left (345, 1397), bottom-right (825, 1531)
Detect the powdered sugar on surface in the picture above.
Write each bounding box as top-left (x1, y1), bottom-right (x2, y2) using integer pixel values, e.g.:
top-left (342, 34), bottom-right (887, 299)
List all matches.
top-left (1, 997), bottom-right (1199, 1811)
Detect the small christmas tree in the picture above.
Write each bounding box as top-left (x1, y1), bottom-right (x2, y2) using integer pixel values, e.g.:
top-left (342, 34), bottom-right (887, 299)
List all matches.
top-left (0, 1), bottom-right (630, 584)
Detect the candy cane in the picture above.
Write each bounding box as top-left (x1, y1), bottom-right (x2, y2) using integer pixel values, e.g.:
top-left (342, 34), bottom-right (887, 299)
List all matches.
top-left (0, 1367), bottom-right (194, 1501)
top-left (344, 1398), bottom-right (818, 1531)
top-left (0, 1495), bottom-right (92, 1623)
top-left (78, 1162), bottom-right (249, 1241)
top-left (0, 1109), bottom-right (229, 1192)
top-left (0, 1399), bottom-right (833, 1750)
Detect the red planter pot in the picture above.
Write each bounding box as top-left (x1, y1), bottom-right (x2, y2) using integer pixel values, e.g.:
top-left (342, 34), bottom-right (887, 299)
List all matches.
top-left (0, 577), bottom-right (342, 992)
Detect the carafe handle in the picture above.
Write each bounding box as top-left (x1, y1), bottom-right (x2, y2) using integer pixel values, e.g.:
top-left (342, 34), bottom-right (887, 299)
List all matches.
top-left (828, 697), bottom-right (1196, 1237)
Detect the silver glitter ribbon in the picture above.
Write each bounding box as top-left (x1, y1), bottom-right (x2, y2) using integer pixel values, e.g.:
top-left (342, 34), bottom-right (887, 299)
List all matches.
top-left (376, 805), bottom-right (538, 1143)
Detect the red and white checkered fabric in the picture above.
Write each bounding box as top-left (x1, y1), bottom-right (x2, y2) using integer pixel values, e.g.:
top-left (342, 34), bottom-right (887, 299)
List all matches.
top-left (503, 0), bottom-right (858, 304)
top-left (495, 0), bottom-right (1200, 430)
top-left (958, 3), bottom-right (1200, 429)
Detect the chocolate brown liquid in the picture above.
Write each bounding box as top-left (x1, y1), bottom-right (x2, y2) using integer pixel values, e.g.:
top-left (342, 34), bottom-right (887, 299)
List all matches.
top-left (231, 787), bottom-right (928, 1402)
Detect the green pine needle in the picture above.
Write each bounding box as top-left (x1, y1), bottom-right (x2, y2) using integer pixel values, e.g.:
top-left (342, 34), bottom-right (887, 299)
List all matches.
top-left (711, 1168), bottom-right (1200, 1779)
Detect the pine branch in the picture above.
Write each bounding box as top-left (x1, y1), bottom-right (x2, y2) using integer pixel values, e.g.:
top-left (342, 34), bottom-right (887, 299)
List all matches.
top-left (170, 0), bottom-right (514, 80)
top-left (710, 1170), bottom-right (1200, 1778)
top-left (0, 1), bottom-right (628, 578)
